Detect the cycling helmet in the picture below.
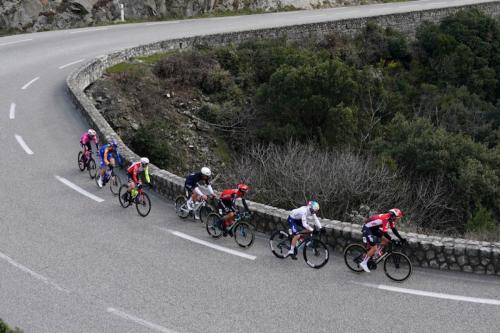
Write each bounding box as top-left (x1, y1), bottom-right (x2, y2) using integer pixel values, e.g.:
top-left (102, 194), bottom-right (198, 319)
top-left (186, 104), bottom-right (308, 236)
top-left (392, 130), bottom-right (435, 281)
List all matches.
top-left (201, 167), bottom-right (211, 177)
top-left (140, 157), bottom-right (149, 166)
top-left (308, 201), bottom-right (320, 212)
top-left (87, 129), bottom-right (96, 137)
top-left (110, 139), bottom-right (118, 148)
top-left (237, 184), bottom-right (249, 194)
top-left (389, 208), bottom-right (403, 219)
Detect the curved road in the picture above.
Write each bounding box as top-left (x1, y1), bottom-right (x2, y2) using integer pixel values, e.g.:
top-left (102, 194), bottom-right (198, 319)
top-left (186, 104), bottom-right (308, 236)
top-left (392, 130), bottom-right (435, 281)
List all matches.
top-left (1, 1), bottom-right (499, 332)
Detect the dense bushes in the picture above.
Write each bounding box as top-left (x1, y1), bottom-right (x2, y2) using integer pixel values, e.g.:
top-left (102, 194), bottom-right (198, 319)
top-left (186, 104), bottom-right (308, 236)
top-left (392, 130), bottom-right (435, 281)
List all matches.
top-left (0, 319), bottom-right (22, 333)
top-left (209, 9), bottom-right (500, 236)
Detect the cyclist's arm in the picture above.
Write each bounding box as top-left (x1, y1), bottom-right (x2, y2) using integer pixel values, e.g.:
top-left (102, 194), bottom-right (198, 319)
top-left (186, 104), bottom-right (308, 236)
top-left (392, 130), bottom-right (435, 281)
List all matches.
top-left (104, 148), bottom-right (111, 165)
top-left (115, 150), bottom-right (122, 166)
top-left (132, 169), bottom-right (139, 184)
top-left (302, 214), bottom-right (314, 232)
top-left (206, 184), bottom-right (215, 196)
top-left (390, 226), bottom-right (404, 241)
top-left (241, 198), bottom-right (249, 212)
top-left (144, 166), bottom-right (150, 184)
top-left (194, 186), bottom-right (204, 196)
top-left (312, 213), bottom-right (322, 230)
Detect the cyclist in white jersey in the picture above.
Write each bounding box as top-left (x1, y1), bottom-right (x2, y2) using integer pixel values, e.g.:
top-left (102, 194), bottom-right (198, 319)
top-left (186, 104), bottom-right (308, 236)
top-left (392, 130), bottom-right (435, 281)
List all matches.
top-left (286, 201), bottom-right (322, 259)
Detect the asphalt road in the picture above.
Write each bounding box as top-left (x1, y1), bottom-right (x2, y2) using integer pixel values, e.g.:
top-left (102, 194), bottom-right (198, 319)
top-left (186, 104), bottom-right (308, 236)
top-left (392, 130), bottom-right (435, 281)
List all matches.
top-left (1, 1), bottom-right (499, 332)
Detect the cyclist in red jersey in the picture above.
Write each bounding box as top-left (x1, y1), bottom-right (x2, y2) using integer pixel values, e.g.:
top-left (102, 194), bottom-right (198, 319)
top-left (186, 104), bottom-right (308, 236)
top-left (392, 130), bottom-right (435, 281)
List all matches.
top-left (122, 157), bottom-right (150, 201)
top-left (218, 184), bottom-right (250, 234)
top-left (360, 208), bottom-right (406, 272)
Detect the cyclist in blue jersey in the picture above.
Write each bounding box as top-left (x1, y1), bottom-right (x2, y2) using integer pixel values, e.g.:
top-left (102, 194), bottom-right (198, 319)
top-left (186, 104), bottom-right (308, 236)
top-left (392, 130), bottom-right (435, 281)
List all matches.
top-left (97, 139), bottom-right (122, 188)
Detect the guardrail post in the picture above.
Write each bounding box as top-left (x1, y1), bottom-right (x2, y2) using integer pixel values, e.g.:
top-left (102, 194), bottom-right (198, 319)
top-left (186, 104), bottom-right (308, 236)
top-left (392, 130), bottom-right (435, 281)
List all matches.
top-left (120, 4), bottom-right (125, 22)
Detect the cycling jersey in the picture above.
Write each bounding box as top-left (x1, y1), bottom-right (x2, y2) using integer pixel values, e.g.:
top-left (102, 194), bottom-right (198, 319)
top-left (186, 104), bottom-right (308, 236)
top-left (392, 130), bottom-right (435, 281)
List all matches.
top-left (218, 189), bottom-right (249, 213)
top-left (127, 161), bottom-right (150, 184)
top-left (80, 132), bottom-right (99, 150)
top-left (99, 144), bottom-right (121, 168)
top-left (364, 213), bottom-right (394, 233)
top-left (184, 172), bottom-right (214, 196)
top-left (288, 206), bottom-right (322, 232)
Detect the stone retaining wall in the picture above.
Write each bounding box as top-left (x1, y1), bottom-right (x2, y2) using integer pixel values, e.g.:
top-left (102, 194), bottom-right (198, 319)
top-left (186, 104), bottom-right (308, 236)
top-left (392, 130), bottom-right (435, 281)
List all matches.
top-left (67, 2), bottom-right (500, 275)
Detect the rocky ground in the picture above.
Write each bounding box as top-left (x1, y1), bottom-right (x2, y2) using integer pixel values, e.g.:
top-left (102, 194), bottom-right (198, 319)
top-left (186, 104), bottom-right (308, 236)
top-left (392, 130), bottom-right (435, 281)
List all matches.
top-left (85, 56), bottom-right (233, 177)
top-left (1, 0), bottom-right (405, 33)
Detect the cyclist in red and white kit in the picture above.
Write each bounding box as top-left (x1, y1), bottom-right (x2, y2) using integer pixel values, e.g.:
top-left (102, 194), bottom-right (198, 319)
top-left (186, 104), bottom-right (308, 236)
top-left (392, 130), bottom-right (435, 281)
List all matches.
top-left (360, 208), bottom-right (406, 272)
top-left (122, 157), bottom-right (150, 201)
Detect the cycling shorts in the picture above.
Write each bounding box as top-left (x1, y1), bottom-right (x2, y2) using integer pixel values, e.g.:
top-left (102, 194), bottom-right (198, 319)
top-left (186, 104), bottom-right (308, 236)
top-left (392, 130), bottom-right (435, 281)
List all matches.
top-left (287, 216), bottom-right (304, 235)
top-left (362, 225), bottom-right (382, 246)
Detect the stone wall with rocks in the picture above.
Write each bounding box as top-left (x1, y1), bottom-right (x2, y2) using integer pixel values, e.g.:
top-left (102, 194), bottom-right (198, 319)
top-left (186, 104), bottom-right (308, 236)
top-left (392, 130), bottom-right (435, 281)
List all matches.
top-left (67, 3), bottom-right (500, 275)
top-left (0, 0), bottom-right (403, 33)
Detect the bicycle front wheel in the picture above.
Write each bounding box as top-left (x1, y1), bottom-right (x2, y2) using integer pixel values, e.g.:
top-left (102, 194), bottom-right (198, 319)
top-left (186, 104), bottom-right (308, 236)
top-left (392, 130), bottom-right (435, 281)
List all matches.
top-left (109, 174), bottom-right (122, 195)
top-left (384, 252), bottom-right (412, 282)
top-left (118, 184), bottom-right (131, 208)
top-left (175, 196), bottom-right (190, 219)
top-left (135, 192), bottom-right (151, 217)
top-left (199, 205), bottom-right (213, 224)
top-left (269, 230), bottom-right (291, 259)
top-left (303, 239), bottom-right (329, 269)
top-left (206, 213), bottom-right (223, 238)
top-left (233, 222), bottom-right (255, 248)
top-left (344, 244), bottom-right (367, 273)
top-left (78, 152), bottom-right (85, 171)
top-left (88, 158), bottom-right (97, 179)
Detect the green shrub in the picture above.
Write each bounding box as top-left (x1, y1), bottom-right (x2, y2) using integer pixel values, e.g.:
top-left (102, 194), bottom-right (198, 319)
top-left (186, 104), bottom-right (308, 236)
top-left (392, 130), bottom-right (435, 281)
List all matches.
top-left (0, 319), bottom-right (22, 333)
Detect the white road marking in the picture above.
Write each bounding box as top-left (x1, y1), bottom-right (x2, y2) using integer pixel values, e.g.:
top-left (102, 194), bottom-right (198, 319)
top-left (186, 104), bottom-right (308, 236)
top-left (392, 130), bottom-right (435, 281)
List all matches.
top-left (58, 59), bottom-right (85, 69)
top-left (145, 21), bottom-right (180, 26)
top-left (55, 176), bottom-right (104, 203)
top-left (69, 27), bottom-right (109, 34)
top-left (0, 251), bottom-right (69, 293)
top-left (359, 283), bottom-right (500, 306)
top-left (9, 103), bottom-right (16, 119)
top-left (21, 77), bottom-right (40, 90)
top-left (107, 308), bottom-right (179, 333)
top-left (0, 38), bottom-right (33, 47)
top-left (164, 229), bottom-right (256, 260)
top-left (15, 135), bottom-right (34, 155)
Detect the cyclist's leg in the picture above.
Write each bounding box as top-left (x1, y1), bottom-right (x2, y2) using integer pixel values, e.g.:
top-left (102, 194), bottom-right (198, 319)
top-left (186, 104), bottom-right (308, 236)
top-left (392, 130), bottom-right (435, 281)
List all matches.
top-left (362, 226), bottom-right (378, 258)
top-left (287, 217), bottom-right (302, 257)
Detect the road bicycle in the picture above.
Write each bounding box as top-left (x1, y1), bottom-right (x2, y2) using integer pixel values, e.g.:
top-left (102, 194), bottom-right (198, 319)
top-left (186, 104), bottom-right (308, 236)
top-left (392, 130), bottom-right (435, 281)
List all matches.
top-left (205, 210), bottom-right (255, 248)
top-left (95, 166), bottom-right (122, 195)
top-left (269, 227), bottom-right (329, 269)
top-left (118, 183), bottom-right (152, 217)
top-left (343, 239), bottom-right (412, 282)
top-left (175, 190), bottom-right (214, 223)
top-left (77, 149), bottom-right (97, 179)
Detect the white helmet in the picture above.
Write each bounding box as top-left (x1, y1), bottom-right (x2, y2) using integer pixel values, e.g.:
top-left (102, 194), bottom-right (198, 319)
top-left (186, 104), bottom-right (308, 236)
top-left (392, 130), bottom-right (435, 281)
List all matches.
top-left (140, 157), bottom-right (149, 165)
top-left (201, 167), bottom-right (211, 177)
top-left (88, 129), bottom-right (96, 137)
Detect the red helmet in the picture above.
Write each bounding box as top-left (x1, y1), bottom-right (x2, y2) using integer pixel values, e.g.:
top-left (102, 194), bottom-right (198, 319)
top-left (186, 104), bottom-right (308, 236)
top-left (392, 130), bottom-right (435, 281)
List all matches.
top-left (237, 184), bottom-right (249, 194)
top-left (389, 208), bottom-right (403, 219)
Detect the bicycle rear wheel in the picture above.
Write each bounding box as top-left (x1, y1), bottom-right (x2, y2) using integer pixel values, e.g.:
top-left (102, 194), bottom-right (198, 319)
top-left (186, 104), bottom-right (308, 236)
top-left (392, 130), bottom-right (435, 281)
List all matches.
top-left (118, 184), bottom-right (131, 208)
top-left (175, 196), bottom-right (190, 219)
top-left (109, 174), bottom-right (122, 195)
top-left (206, 213), bottom-right (223, 238)
top-left (78, 152), bottom-right (85, 171)
top-left (88, 158), bottom-right (97, 179)
top-left (135, 192), bottom-right (151, 217)
top-left (303, 239), bottom-right (329, 269)
top-left (344, 244), bottom-right (367, 273)
top-left (199, 205), bottom-right (213, 224)
top-left (269, 230), bottom-right (291, 259)
top-left (384, 252), bottom-right (412, 282)
top-left (233, 222), bottom-right (254, 248)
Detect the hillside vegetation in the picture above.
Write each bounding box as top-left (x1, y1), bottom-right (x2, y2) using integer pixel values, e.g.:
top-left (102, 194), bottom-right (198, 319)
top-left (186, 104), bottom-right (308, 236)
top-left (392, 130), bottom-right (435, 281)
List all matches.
top-left (88, 9), bottom-right (500, 239)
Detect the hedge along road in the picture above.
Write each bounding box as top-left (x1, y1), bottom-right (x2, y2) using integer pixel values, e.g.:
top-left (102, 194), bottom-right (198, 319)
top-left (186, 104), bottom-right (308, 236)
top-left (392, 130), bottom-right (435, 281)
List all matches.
top-left (0, 1), bottom-right (499, 332)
